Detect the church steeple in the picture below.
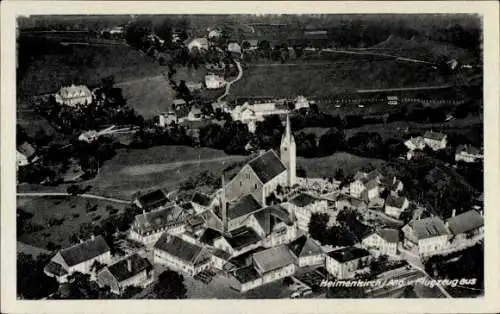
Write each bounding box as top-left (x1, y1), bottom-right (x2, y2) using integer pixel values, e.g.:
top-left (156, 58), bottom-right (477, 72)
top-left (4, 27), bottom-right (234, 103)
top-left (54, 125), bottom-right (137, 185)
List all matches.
top-left (280, 114), bottom-right (296, 186)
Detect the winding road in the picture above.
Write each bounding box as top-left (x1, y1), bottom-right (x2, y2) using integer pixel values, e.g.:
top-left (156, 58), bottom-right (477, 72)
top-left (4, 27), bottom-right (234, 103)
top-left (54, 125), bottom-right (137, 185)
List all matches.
top-left (17, 192), bottom-right (131, 204)
top-left (217, 60), bottom-right (243, 102)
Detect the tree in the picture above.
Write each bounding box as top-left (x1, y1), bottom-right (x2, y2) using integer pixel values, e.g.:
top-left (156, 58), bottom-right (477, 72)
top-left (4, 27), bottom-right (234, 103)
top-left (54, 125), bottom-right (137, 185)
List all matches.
top-left (154, 18), bottom-right (173, 47)
top-left (17, 253), bottom-right (59, 299)
top-left (154, 270), bottom-right (187, 299)
top-left (334, 168), bottom-right (344, 181)
top-left (308, 213), bottom-right (330, 244)
top-left (297, 166), bottom-right (307, 178)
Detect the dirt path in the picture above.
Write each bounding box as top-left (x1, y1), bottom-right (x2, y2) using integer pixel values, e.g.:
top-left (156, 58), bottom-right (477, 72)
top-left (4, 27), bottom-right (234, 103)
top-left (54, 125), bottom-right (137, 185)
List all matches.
top-left (217, 60), bottom-right (243, 102)
top-left (321, 48), bottom-right (433, 65)
top-left (17, 192), bottom-right (130, 204)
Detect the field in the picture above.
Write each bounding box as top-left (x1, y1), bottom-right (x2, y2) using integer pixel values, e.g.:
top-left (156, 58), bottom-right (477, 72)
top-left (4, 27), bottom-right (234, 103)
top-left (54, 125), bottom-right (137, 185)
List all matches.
top-left (87, 146), bottom-right (248, 199)
top-left (297, 152), bottom-right (386, 178)
top-left (231, 59), bottom-right (450, 99)
top-left (17, 195), bottom-right (128, 249)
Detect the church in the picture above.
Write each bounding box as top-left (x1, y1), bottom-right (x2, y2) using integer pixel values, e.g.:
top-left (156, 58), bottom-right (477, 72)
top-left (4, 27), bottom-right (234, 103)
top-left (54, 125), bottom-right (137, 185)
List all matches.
top-left (223, 114), bottom-right (296, 207)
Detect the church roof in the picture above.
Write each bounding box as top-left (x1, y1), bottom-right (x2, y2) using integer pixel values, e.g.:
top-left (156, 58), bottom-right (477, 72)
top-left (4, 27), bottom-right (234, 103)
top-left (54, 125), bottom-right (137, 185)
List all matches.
top-left (228, 194), bottom-right (262, 220)
top-left (247, 150), bottom-right (286, 184)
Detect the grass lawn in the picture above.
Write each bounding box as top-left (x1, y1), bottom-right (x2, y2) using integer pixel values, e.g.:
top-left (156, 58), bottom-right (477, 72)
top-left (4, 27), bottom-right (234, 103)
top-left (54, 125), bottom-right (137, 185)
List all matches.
top-left (171, 66), bottom-right (207, 85)
top-left (17, 195), bottom-right (128, 249)
top-left (119, 76), bottom-right (176, 119)
top-left (230, 59), bottom-right (450, 99)
top-left (87, 146), bottom-right (248, 199)
top-left (298, 152), bottom-right (386, 178)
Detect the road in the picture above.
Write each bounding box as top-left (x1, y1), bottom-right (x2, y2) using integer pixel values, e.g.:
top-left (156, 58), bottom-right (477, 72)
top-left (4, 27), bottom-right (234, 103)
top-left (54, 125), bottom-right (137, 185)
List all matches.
top-left (16, 192), bottom-right (130, 204)
top-left (320, 48), bottom-right (433, 65)
top-left (217, 60), bottom-right (243, 102)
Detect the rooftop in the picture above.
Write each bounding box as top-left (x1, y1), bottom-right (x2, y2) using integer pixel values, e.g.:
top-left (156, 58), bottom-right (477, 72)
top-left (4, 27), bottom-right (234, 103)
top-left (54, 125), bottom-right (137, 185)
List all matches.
top-left (247, 150), bottom-right (287, 184)
top-left (424, 131), bottom-right (447, 141)
top-left (327, 247), bottom-right (370, 263)
top-left (136, 189), bottom-right (169, 210)
top-left (385, 195), bottom-right (408, 208)
top-left (133, 205), bottom-right (185, 235)
top-left (253, 205), bottom-right (293, 235)
top-left (106, 253), bottom-right (152, 283)
top-left (228, 194), bottom-right (262, 220)
top-left (59, 235), bottom-right (110, 267)
top-left (446, 210), bottom-right (484, 235)
top-left (377, 228), bottom-right (400, 243)
top-left (456, 144), bottom-right (481, 156)
top-left (288, 235), bottom-right (323, 258)
top-left (224, 226), bottom-right (262, 251)
top-left (199, 228), bottom-right (222, 246)
top-left (154, 234), bottom-right (209, 266)
top-left (17, 142), bottom-right (36, 158)
top-left (252, 245), bottom-right (295, 273)
top-left (407, 216), bottom-right (449, 240)
top-left (192, 192), bottom-right (212, 207)
top-left (231, 265), bottom-right (261, 283)
top-left (288, 193), bottom-right (318, 207)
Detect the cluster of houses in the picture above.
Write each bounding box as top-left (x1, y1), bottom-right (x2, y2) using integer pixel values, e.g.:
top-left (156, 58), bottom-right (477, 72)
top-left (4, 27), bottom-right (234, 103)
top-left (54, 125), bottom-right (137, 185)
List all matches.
top-left (54, 84), bottom-right (94, 108)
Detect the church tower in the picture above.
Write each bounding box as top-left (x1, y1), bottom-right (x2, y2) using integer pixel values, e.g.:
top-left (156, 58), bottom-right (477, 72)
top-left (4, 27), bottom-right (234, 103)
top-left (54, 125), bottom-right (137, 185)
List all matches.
top-left (280, 114), bottom-right (296, 186)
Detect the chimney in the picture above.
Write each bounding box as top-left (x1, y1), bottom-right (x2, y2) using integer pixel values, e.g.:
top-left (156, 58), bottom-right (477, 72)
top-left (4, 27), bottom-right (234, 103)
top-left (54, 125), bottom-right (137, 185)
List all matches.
top-left (127, 258), bottom-right (132, 272)
top-left (221, 175), bottom-right (228, 235)
top-left (451, 209), bottom-right (456, 218)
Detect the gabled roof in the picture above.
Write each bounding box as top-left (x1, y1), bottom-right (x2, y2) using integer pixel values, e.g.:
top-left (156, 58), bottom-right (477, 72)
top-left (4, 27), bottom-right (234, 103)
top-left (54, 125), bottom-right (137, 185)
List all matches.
top-left (201, 209), bottom-right (223, 232)
top-left (232, 265), bottom-right (261, 283)
top-left (192, 192), bottom-right (212, 207)
top-left (106, 253), bottom-right (152, 283)
top-left (377, 228), bottom-right (400, 243)
top-left (446, 210), bottom-right (484, 235)
top-left (199, 228), bottom-right (222, 246)
top-left (59, 235), bottom-right (110, 267)
top-left (154, 234), bottom-right (209, 266)
top-left (327, 247), bottom-right (370, 263)
top-left (385, 195), bottom-right (408, 209)
top-left (364, 179), bottom-right (379, 190)
top-left (288, 236), bottom-right (323, 258)
top-left (288, 193), bottom-right (318, 207)
top-left (44, 261), bottom-right (68, 276)
top-left (253, 205), bottom-right (293, 235)
top-left (17, 142), bottom-right (36, 159)
top-left (136, 189), bottom-right (169, 210)
top-left (57, 84), bottom-right (92, 99)
top-left (133, 205), bottom-right (184, 235)
top-left (424, 131), bottom-right (447, 141)
top-left (228, 194), bottom-right (262, 220)
top-left (224, 226), bottom-right (262, 251)
top-left (208, 247), bottom-right (232, 261)
top-left (407, 217), bottom-right (449, 240)
top-left (456, 144), bottom-right (481, 155)
top-left (247, 150), bottom-right (287, 184)
top-left (253, 245), bottom-right (295, 273)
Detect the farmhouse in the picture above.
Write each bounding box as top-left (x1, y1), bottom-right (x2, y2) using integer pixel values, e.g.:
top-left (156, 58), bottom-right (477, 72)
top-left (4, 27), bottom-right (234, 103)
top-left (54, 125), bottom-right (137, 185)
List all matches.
top-left (282, 193), bottom-right (329, 231)
top-left (404, 136), bottom-right (426, 151)
top-left (44, 235), bottom-right (111, 283)
top-left (294, 96), bottom-right (310, 110)
top-left (133, 189), bottom-right (170, 211)
top-left (128, 205), bottom-right (187, 245)
top-left (153, 233), bottom-right (212, 276)
top-left (205, 73), bottom-right (226, 89)
top-left (191, 192), bottom-right (215, 214)
top-left (228, 42), bottom-right (242, 54)
top-left (97, 253), bottom-right (154, 295)
top-left (402, 216), bottom-right (450, 257)
top-left (384, 195), bottom-right (409, 219)
top-left (446, 210), bottom-right (484, 249)
top-left (187, 106), bottom-right (203, 121)
top-left (361, 228), bottom-right (399, 257)
top-left (158, 112), bottom-right (178, 127)
top-left (186, 37), bottom-right (209, 51)
top-left (248, 205), bottom-right (297, 247)
top-left (335, 194), bottom-right (368, 212)
top-left (212, 226), bottom-right (263, 258)
top-left (455, 144), bottom-right (483, 163)
top-left (288, 235), bottom-right (324, 267)
top-left (16, 142), bottom-right (37, 169)
top-left (423, 131), bottom-right (447, 151)
top-left (349, 170), bottom-right (383, 201)
top-left (325, 247), bottom-right (371, 279)
top-left (54, 84), bottom-right (93, 107)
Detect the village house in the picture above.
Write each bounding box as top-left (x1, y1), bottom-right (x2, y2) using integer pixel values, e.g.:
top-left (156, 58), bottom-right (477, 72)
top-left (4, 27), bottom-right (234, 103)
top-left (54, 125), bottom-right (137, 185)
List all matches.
top-left (16, 142), bottom-right (37, 170)
top-left (455, 144), bottom-right (483, 163)
top-left (294, 95), bottom-right (310, 110)
top-left (404, 136), bottom-right (426, 151)
top-left (423, 131), bottom-right (448, 151)
top-left (128, 204), bottom-right (187, 245)
top-left (243, 39), bottom-right (259, 50)
top-left (228, 42), bottom-right (242, 54)
top-left (325, 247), bottom-right (372, 279)
top-left (184, 214), bottom-right (207, 237)
top-left (335, 194), bottom-right (368, 212)
top-left (133, 189), bottom-right (171, 211)
top-left (191, 192), bottom-right (215, 214)
top-left (246, 205), bottom-right (297, 247)
top-left (186, 37), bottom-right (209, 52)
top-left (205, 73), bottom-right (226, 89)
top-left (54, 84), bottom-right (93, 107)
top-left (361, 228), bottom-right (399, 257)
top-left (208, 29), bottom-right (222, 40)
top-left (153, 233), bottom-right (212, 275)
top-left (211, 101), bottom-right (230, 113)
top-left (208, 247), bottom-right (232, 270)
top-left (96, 253), bottom-right (154, 295)
top-left (185, 81), bottom-right (203, 93)
top-left (402, 216), bottom-right (450, 257)
top-left (446, 209), bottom-right (484, 249)
top-left (158, 112), bottom-right (178, 127)
top-left (282, 193), bottom-right (330, 231)
top-left (44, 235), bottom-right (112, 283)
top-left (349, 170), bottom-right (384, 201)
top-left (288, 235), bottom-right (324, 267)
top-left (187, 106), bottom-right (203, 121)
top-left (384, 195), bottom-right (409, 219)
top-left (212, 225), bottom-right (263, 258)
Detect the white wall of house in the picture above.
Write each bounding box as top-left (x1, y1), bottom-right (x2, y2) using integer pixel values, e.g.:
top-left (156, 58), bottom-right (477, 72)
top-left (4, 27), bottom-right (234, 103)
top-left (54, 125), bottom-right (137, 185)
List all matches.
top-left (417, 235), bottom-right (450, 257)
top-left (298, 254), bottom-right (324, 267)
top-left (362, 234), bottom-right (397, 257)
top-left (261, 264), bottom-right (295, 285)
top-left (325, 255), bottom-right (371, 279)
top-left (285, 199), bottom-right (329, 231)
top-left (424, 137), bottom-right (447, 151)
top-left (349, 180), bottom-right (365, 198)
top-left (153, 249), bottom-right (210, 276)
top-left (69, 251), bottom-right (112, 275)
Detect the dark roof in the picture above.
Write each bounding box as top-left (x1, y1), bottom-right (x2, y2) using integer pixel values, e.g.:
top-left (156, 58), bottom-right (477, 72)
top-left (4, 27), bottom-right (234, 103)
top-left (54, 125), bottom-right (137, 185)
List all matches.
top-left (456, 144), bottom-right (481, 155)
top-left (106, 253), bottom-right (152, 283)
top-left (228, 194), bottom-right (262, 220)
top-left (201, 210), bottom-right (223, 232)
top-left (377, 229), bottom-right (400, 243)
top-left (17, 142), bottom-right (36, 158)
top-left (247, 150), bottom-right (286, 184)
top-left (44, 261), bottom-right (68, 276)
top-left (288, 236), bottom-right (323, 258)
top-left (385, 195), bottom-right (408, 208)
top-left (181, 119), bottom-right (212, 130)
top-left (232, 265), bottom-right (261, 283)
top-left (209, 247), bottom-right (232, 261)
top-left (154, 234), bottom-right (209, 266)
top-left (349, 219), bottom-right (373, 241)
top-left (199, 228), bottom-right (222, 246)
top-left (364, 179), bottom-right (379, 190)
top-left (137, 190), bottom-right (169, 210)
top-left (446, 210), bottom-right (484, 235)
top-left (424, 131), bottom-right (447, 141)
top-left (327, 247), bottom-right (370, 263)
top-left (192, 192), bottom-right (212, 207)
top-left (59, 235), bottom-right (110, 267)
top-left (227, 246), bottom-right (267, 269)
top-left (407, 217), bottom-right (449, 240)
top-left (253, 245), bottom-right (295, 273)
top-left (133, 205), bottom-right (184, 235)
top-left (225, 226), bottom-right (262, 250)
top-left (253, 205), bottom-right (293, 235)
top-left (289, 193), bottom-right (318, 207)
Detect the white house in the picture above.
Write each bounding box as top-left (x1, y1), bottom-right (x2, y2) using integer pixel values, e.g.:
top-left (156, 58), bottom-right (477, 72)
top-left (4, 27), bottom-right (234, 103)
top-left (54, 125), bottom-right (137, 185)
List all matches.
top-left (288, 235), bottom-right (324, 267)
top-left (404, 136), bottom-right (426, 151)
top-left (212, 226), bottom-right (263, 258)
top-left (16, 142), bottom-right (37, 170)
top-left (54, 84), bottom-right (93, 107)
top-left (96, 253), bottom-right (154, 295)
top-left (446, 209), bottom-right (484, 249)
top-left (191, 192), bottom-right (216, 214)
top-left (246, 205), bottom-right (297, 248)
top-left (455, 144), bottom-right (483, 163)
top-left (44, 235), bottom-right (111, 282)
top-left (325, 247), bottom-right (371, 279)
top-left (384, 195), bottom-right (409, 219)
top-left (402, 217), bottom-right (450, 257)
top-left (205, 73), bottom-right (226, 89)
top-left (186, 38), bottom-right (209, 52)
top-left (228, 42), bottom-right (242, 54)
top-left (349, 170), bottom-right (383, 201)
top-left (423, 131), bottom-right (447, 151)
top-left (158, 112), bottom-right (178, 127)
top-left (361, 228), bottom-right (399, 257)
top-left (153, 233), bottom-right (212, 275)
top-left (282, 193), bottom-right (329, 231)
top-left (294, 96), bottom-right (310, 110)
